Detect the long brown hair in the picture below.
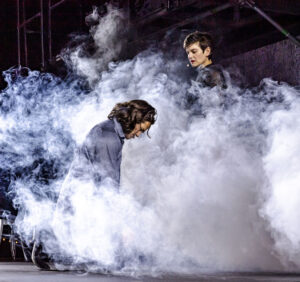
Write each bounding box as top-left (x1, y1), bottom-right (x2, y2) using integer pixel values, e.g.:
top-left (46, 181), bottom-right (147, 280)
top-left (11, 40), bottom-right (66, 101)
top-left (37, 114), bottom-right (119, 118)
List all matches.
top-left (108, 100), bottom-right (157, 135)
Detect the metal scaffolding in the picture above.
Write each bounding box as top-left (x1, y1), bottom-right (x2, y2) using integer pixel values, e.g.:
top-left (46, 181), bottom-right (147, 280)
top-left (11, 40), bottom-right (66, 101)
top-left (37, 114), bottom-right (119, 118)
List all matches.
top-left (16, 0), bottom-right (69, 70)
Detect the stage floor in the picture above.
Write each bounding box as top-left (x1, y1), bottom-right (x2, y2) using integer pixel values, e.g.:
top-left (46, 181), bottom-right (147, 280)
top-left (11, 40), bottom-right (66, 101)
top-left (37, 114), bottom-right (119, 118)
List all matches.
top-left (1, 262), bottom-right (300, 282)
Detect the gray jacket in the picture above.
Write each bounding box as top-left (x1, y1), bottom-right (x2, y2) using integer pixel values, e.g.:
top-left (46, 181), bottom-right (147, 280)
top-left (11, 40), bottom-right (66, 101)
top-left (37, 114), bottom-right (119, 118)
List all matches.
top-left (69, 118), bottom-right (125, 189)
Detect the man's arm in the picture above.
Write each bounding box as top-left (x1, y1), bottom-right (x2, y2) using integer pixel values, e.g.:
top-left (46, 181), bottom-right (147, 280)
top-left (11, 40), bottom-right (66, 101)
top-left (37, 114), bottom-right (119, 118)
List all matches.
top-left (86, 130), bottom-right (121, 188)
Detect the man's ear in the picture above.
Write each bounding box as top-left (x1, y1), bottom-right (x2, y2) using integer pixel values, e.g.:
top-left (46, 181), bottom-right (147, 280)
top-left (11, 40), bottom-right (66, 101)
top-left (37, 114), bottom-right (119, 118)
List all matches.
top-left (204, 47), bottom-right (211, 57)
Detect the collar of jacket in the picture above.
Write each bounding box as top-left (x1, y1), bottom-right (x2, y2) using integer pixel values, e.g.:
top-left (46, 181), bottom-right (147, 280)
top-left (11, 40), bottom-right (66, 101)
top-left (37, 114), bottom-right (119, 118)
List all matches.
top-left (113, 118), bottom-right (125, 141)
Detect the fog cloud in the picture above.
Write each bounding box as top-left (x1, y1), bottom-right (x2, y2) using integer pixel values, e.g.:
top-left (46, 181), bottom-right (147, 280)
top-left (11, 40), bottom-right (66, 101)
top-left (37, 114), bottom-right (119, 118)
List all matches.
top-left (1, 5), bottom-right (300, 277)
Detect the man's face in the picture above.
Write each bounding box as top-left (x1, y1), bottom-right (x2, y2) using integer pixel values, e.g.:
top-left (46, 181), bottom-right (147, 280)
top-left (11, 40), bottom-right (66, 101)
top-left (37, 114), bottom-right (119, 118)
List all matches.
top-left (125, 121), bottom-right (151, 139)
top-left (185, 42), bottom-right (211, 68)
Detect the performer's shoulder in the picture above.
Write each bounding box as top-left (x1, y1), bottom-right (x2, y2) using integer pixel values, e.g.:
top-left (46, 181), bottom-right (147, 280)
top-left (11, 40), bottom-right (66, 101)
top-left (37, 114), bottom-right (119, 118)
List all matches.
top-left (87, 119), bottom-right (115, 139)
top-left (93, 119), bottom-right (114, 131)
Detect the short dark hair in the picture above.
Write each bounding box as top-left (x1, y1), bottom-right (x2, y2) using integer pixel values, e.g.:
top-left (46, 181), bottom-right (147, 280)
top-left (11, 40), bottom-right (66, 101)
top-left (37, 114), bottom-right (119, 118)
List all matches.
top-left (183, 31), bottom-right (213, 60)
top-left (108, 100), bottom-right (157, 135)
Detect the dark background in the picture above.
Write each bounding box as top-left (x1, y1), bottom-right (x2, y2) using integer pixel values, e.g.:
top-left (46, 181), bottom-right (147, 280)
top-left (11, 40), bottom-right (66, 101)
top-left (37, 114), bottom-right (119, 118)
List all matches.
top-left (0, 0), bottom-right (299, 88)
top-left (0, 0), bottom-right (299, 261)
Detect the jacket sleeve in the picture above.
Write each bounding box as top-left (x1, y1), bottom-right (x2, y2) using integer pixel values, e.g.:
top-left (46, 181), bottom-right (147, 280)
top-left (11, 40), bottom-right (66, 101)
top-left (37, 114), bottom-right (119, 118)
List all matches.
top-left (84, 129), bottom-right (121, 188)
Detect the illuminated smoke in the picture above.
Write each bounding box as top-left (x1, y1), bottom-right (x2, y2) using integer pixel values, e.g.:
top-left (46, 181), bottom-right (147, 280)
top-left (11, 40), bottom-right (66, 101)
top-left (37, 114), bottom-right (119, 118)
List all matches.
top-left (261, 82), bottom-right (300, 268)
top-left (64, 5), bottom-right (127, 85)
top-left (0, 6), bottom-right (299, 276)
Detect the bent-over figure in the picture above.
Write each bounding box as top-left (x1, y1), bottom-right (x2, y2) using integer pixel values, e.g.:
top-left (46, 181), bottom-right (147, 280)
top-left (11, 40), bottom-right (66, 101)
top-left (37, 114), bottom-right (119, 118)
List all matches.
top-left (32, 99), bottom-right (157, 270)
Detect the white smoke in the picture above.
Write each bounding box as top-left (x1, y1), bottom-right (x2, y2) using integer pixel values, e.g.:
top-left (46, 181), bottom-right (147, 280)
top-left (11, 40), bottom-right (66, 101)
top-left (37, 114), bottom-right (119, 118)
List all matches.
top-left (261, 82), bottom-right (300, 268)
top-left (1, 5), bottom-right (299, 277)
top-left (67, 5), bottom-right (127, 85)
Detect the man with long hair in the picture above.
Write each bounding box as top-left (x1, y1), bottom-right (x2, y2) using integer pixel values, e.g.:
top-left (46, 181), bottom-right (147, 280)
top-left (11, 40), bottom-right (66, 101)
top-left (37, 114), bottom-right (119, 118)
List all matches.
top-left (64, 99), bottom-right (157, 190)
top-left (32, 99), bottom-right (157, 270)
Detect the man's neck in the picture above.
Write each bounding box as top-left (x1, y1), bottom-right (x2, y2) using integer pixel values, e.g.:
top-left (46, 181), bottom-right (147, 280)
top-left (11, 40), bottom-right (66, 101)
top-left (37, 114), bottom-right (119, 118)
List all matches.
top-left (201, 60), bottom-right (213, 68)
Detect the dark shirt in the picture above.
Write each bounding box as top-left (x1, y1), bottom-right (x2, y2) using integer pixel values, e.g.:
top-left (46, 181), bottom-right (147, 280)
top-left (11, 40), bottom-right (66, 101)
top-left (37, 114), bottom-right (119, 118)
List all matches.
top-left (69, 118), bottom-right (125, 189)
top-left (184, 63), bottom-right (226, 116)
top-left (195, 63), bottom-right (226, 89)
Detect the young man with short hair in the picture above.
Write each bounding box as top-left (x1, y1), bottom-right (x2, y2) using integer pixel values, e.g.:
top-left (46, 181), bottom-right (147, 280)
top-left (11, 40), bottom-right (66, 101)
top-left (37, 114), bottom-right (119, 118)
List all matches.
top-left (184, 31), bottom-right (226, 88)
